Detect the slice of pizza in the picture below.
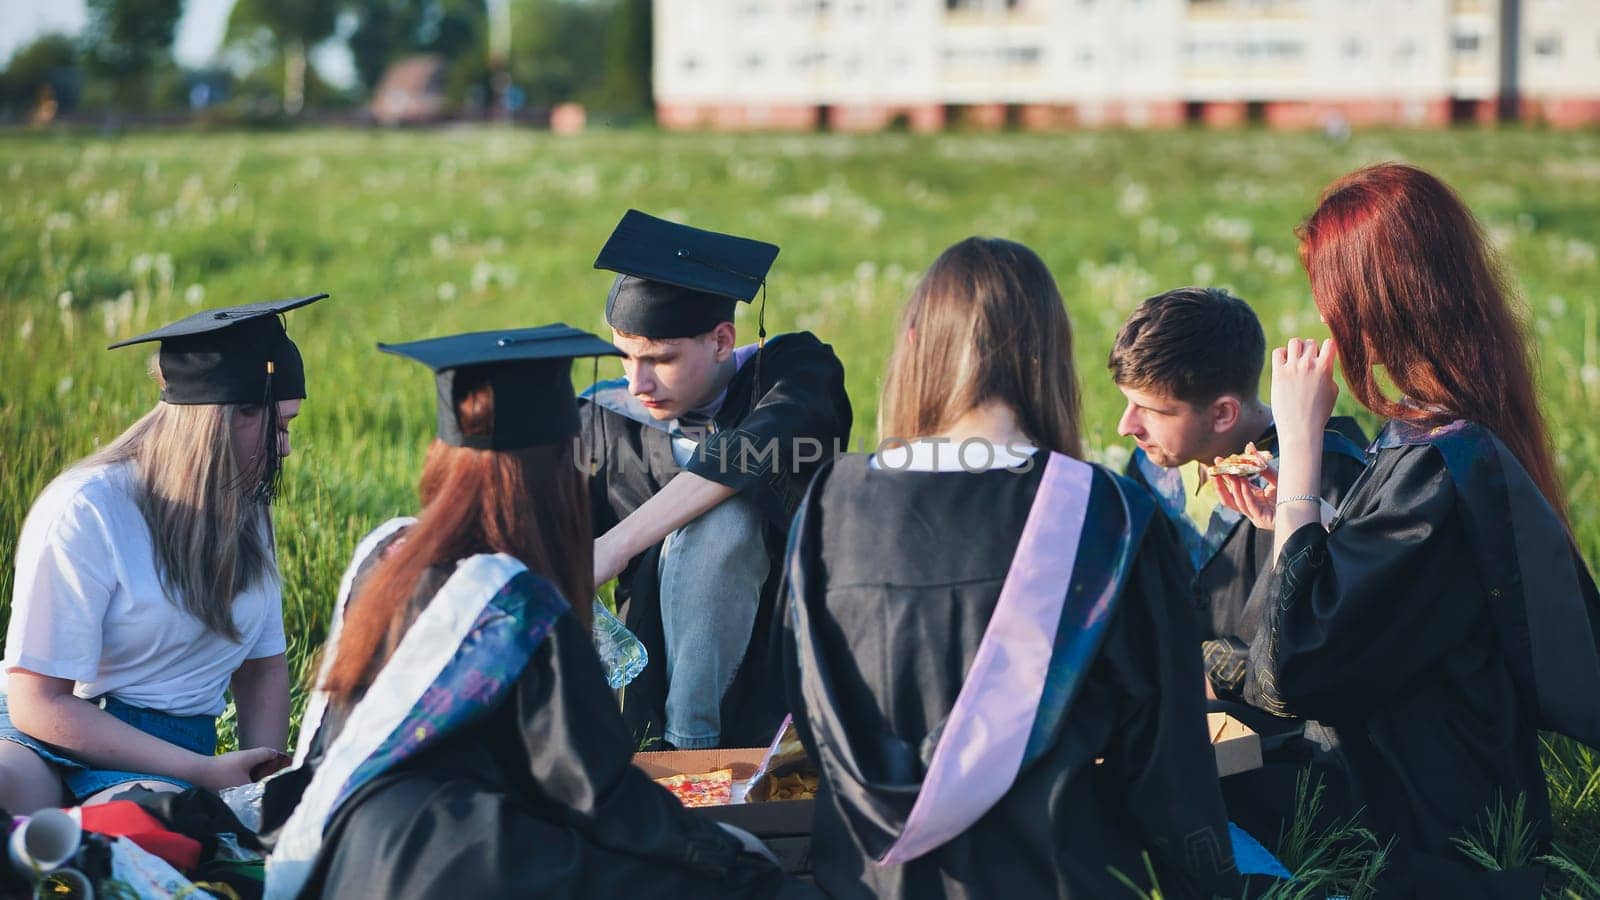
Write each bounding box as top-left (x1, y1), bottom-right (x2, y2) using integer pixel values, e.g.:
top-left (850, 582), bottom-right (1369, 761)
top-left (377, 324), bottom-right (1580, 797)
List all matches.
top-left (653, 768), bottom-right (735, 808)
top-left (1205, 445), bottom-right (1274, 478)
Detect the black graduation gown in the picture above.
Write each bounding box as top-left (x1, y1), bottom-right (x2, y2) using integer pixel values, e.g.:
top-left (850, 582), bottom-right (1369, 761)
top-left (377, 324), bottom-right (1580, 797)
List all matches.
top-left (264, 560), bottom-right (812, 900)
top-left (780, 456), bottom-right (1242, 900)
top-left (580, 331), bottom-right (852, 747)
top-left (1245, 423), bottom-right (1600, 897)
top-left (1126, 418), bottom-right (1369, 841)
top-left (1124, 417), bottom-right (1369, 701)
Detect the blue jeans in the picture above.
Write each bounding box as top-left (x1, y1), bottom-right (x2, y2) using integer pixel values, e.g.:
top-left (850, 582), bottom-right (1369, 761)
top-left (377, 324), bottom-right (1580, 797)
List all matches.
top-left (656, 493), bottom-right (771, 749)
top-left (0, 693), bottom-right (217, 802)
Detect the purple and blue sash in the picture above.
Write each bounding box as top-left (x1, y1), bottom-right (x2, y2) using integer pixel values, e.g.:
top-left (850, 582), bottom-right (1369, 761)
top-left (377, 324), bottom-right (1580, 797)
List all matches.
top-left (790, 453), bottom-right (1154, 864)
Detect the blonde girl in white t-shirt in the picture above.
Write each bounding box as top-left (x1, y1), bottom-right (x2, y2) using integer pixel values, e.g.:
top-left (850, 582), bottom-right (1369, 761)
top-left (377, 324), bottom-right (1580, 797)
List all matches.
top-left (0, 296), bottom-right (324, 813)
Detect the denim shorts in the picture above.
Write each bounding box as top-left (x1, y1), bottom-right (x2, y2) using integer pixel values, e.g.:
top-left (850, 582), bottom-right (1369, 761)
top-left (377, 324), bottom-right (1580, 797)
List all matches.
top-left (0, 693), bottom-right (217, 803)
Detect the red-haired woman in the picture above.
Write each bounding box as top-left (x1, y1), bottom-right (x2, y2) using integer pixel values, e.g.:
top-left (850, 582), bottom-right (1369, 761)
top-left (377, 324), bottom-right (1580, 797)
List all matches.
top-left (1217, 164), bottom-right (1600, 895)
top-left (262, 325), bottom-right (804, 900)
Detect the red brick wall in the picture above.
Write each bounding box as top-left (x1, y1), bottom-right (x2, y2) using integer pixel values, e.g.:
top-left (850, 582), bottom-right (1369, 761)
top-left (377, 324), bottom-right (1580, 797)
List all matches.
top-left (1201, 101), bottom-right (1248, 127)
top-left (1525, 98), bottom-right (1600, 128)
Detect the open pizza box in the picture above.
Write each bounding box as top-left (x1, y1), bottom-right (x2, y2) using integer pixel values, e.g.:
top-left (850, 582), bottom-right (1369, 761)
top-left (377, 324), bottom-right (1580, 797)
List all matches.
top-left (633, 713), bottom-right (1262, 874)
top-left (633, 735), bottom-right (816, 873)
top-left (1210, 711), bottom-right (1264, 778)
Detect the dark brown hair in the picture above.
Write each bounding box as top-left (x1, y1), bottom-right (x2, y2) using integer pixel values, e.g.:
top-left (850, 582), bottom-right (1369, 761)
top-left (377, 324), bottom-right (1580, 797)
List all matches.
top-left (322, 370), bottom-right (594, 699)
top-left (879, 237), bottom-right (1082, 457)
top-left (1299, 162), bottom-right (1567, 526)
top-left (1108, 287), bottom-right (1267, 407)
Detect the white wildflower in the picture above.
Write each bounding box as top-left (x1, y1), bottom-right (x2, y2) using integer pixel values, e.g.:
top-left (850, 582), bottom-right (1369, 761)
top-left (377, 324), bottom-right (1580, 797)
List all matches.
top-left (1117, 181), bottom-right (1149, 217)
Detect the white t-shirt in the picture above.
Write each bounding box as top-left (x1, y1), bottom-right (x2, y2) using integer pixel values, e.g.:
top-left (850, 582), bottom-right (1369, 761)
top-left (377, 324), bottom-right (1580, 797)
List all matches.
top-left (4, 461), bottom-right (286, 717)
top-left (872, 439), bottom-right (1040, 472)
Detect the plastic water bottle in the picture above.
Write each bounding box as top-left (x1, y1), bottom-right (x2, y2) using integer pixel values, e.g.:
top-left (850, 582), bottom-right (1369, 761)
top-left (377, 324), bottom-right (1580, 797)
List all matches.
top-left (592, 598), bottom-right (648, 690)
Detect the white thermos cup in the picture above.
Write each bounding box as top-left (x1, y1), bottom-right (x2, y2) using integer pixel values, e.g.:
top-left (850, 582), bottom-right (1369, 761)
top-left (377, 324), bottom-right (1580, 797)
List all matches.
top-left (8, 808), bottom-right (81, 877)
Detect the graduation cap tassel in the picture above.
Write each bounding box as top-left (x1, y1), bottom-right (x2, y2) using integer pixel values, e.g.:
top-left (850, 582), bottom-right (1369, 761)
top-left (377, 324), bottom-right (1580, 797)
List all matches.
top-left (588, 356), bottom-right (601, 476)
top-left (252, 360), bottom-right (283, 505)
top-left (748, 280), bottom-right (767, 417)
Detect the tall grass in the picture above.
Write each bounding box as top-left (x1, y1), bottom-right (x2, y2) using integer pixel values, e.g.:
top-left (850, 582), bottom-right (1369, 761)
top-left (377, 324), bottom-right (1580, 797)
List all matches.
top-left (2, 128), bottom-right (1598, 874)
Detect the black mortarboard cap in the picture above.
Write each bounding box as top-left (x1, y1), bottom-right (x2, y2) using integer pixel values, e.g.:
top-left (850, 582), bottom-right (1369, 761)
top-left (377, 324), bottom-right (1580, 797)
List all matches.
top-left (379, 324), bottom-right (621, 451)
top-left (107, 294), bottom-right (326, 405)
top-left (594, 210), bottom-right (779, 339)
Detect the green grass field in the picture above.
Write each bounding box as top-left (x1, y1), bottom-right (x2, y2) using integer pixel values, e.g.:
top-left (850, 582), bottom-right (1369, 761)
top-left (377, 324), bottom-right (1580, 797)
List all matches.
top-left (2, 127), bottom-right (1598, 891)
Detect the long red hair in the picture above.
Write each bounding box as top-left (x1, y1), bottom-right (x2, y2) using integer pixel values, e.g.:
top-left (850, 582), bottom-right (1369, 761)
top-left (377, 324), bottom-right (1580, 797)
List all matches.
top-left (322, 371), bottom-right (593, 699)
top-left (1299, 162), bottom-right (1567, 526)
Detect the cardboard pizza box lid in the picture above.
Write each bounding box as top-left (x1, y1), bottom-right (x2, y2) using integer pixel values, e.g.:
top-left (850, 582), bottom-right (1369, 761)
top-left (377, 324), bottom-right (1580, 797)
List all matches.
top-left (1210, 712), bottom-right (1264, 778)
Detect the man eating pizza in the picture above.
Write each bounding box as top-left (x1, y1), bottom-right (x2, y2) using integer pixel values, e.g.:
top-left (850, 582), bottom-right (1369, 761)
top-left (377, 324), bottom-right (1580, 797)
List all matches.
top-left (1108, 286), bottom-right (1368, 838)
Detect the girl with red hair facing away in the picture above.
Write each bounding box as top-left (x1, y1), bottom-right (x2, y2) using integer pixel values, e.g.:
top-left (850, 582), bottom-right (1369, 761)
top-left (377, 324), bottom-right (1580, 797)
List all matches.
top-left (1215, 163), bottom-right (1600, 896)
top-left (261, 326), bottom-right (804, 900)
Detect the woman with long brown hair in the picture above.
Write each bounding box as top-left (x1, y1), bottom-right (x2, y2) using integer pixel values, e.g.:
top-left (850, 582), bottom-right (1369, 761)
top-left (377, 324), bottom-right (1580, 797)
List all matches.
top-left (263, 324), bottom-right (802, 900)
top-left (1218, 163), bottom-right (1600, 895)
top-left (0, 297), bottom-right (321, 813)
top-left (780, 238), bottom-right (1243, 898)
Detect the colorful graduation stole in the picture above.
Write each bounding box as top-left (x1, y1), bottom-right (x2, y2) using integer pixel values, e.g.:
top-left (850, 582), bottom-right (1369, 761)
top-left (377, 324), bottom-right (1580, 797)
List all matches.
top-left (266, 521), bottom-right (570, 900)
top-left (789, 453), bottom-right (1151, 865)
top-left (1376, 419), bottom-right (1600, 747)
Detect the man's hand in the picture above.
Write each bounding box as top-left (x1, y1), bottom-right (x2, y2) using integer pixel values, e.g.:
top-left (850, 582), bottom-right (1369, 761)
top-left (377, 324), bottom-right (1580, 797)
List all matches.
top-left (593, 473), bottom-right (739, 588)
top-left (594, 531), bottom-right (631, 586)
top-left (1215, 466), bottom-right (1279, 531)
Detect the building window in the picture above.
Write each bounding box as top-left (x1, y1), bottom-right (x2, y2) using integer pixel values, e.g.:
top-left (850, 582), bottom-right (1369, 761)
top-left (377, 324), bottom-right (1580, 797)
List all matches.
top-left (792, 50), bottom-right (829, 71)
top-left (680, 55), bottom-right (702, 73)
top-left (942, 44), bottom-right (1043, 67)
top-left (743, 53), bottom-right (765, 71)
top-left (1454, 32), bottom-right (1482, 54)
top-left (1533, 35), bottom-right (1561, 58)
top-left (1342, 37), bottom-right (1364, 59)
top-left (1395, 39), bottom-right (1417, 62)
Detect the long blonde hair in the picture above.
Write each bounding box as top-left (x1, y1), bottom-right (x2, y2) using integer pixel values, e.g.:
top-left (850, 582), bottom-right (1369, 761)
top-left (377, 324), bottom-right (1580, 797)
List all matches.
top-left (879, 237), bottom-right (1083, 457)
top-left (76, 398), bottom-right (276, 641)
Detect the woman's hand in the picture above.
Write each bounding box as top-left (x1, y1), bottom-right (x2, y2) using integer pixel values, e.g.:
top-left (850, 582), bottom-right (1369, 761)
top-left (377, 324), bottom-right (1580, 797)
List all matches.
top-left (1270, 338), bottom-right (1339, 449)
top-left (1215, 466), bottom-right (1279, 531)
top-left (194, 747), bottom-right (286, 792)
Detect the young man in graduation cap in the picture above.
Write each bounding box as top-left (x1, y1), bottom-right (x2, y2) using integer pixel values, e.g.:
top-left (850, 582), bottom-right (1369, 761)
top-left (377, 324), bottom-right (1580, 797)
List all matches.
top-left (1108, 286), bottom-right (1368, 836)
top-left (581, 210), bottom-right (852, 751)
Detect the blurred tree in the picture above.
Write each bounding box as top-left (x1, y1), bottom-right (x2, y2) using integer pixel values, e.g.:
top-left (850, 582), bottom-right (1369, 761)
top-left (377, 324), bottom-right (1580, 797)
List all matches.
top-left (344, 0), bottom-right (488, 93)
top-left (1, 34), bottom-right (82, 117)
top-left (508, 0), bottom-right (607, 109)
top-left (227, 0), bottom-right (339, 114)
top-left (83, 0), bottom-right (182, 110)
top-left (598, 0), bottom-right (651, 114)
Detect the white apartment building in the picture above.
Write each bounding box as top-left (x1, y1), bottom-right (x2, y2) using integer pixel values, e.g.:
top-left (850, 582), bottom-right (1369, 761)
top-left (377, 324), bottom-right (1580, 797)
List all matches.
top-left (654, 0), bottom-right (1600, 130)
